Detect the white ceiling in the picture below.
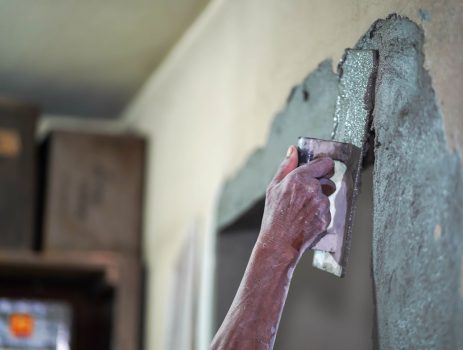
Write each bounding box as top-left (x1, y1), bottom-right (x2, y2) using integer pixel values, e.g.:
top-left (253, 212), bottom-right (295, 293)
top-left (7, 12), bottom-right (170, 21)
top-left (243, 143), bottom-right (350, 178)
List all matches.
top-left (0, 0), bottom-right (209, 118)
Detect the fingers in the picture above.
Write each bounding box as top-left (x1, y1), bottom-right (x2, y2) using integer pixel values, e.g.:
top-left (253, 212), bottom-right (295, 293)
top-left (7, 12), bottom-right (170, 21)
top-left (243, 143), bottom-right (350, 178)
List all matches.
top-left (292, 157), bottom-right (334, 179)
top-left (320, 161), bottom-right (335, 179)
top-left (271, 145), bottom-right (299, 185)
top-left (271, 150), bottom-right (336, 198)
top-left (319, 178), bottom-right (336, 196)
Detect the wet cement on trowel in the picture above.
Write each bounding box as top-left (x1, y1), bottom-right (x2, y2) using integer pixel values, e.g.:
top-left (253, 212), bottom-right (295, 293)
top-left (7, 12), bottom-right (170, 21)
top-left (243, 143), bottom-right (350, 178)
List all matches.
top-left (217, 14), bottom-right (463, 350)
top-left (357, 15), bottom-right (463, 349)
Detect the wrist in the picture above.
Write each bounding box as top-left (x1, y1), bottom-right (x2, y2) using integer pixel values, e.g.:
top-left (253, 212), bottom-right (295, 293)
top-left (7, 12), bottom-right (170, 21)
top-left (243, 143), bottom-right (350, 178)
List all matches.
top-left (255, 230), bottom-right (300, 265)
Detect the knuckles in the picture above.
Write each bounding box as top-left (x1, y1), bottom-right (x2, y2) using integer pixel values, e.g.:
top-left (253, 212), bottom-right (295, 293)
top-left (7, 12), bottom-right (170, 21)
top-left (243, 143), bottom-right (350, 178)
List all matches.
top-left (263, 172), bottom-right (334, 249)
top-left (270, 174), bottom-right (326, 203)
top-left (266, 171), bottom-right (331, 219)
top-left (284, 171), bottom-right (320, 190)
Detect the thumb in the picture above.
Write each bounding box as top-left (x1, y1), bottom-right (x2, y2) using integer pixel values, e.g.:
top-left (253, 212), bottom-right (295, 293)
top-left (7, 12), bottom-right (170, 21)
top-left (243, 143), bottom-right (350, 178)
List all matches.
top-left (271, 145), bottom-right (298, 185)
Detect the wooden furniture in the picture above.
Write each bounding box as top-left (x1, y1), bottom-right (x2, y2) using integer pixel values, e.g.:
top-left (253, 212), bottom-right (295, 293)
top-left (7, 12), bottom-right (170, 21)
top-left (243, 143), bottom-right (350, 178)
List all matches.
top-left (0, 251), bottom-right (143, 350)
top-left (42, 131), bottom-right (145, 256)
top-left (0, 119), bottom-right (146, 349)
top-left (0, 99), bottom-right (39, 249)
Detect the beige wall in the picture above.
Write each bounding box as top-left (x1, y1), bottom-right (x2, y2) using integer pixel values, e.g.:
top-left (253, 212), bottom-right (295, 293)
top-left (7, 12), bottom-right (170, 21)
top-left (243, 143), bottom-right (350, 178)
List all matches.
top-left (122, 1), bottom-right (463, 349)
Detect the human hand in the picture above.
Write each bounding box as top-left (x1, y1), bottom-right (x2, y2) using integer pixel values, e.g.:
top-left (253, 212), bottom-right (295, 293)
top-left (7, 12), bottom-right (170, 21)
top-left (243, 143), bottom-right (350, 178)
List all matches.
top-left (259, 145), bottom-right (335, 255)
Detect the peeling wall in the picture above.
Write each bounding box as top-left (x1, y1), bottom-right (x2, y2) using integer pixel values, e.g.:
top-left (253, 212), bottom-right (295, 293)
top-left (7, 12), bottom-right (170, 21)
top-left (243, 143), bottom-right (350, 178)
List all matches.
top-left (122, 1), bottom-right (463, 348)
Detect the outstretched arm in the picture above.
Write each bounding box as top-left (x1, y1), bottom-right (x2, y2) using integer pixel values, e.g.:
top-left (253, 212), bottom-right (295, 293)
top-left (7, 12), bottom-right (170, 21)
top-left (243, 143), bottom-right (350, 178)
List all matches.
top-left (211, 145), bottom-right (335, 350)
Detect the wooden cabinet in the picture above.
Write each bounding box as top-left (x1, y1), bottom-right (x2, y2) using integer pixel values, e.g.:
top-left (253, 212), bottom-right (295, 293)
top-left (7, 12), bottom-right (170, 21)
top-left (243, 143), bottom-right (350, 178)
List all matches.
top-left (42, 131), bottom-right (146, 256)
top-left (0, 99), bottom-right (39, 250)
top-left (0, 251), bottom-right (143, 350)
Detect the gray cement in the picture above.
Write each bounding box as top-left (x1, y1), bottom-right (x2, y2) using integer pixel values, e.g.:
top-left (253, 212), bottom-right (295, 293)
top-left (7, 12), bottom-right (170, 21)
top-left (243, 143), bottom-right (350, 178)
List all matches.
top-left (312, 49), bottom-right (377, 277)
top-left (357, 15), bottom-right (463, 349)
top-left (216, 14), bottom-right (463, 349)
top-left (333, 49), bottom-right (376, 147)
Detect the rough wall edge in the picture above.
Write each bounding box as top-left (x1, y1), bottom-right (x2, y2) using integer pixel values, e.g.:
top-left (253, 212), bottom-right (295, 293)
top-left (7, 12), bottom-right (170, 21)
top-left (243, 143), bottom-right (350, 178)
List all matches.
top-left (356, 13), bottom-right (463, 349)
top-left (355, 13), bottom-right (462, 161)
top-left (215, 13), bottom-right (463, 349)
top-left (216, 60), bottom-right (338, 230)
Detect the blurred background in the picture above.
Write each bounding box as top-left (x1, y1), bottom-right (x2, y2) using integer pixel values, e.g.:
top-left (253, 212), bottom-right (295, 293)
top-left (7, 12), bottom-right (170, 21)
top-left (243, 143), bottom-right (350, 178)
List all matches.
top-left (0, 1), bottom-right (461, 350)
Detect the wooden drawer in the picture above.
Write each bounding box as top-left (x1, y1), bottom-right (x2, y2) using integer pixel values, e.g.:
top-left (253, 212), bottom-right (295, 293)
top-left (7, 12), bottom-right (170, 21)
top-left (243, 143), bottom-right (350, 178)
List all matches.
top-left (42, 131), bottom-right (145, 256)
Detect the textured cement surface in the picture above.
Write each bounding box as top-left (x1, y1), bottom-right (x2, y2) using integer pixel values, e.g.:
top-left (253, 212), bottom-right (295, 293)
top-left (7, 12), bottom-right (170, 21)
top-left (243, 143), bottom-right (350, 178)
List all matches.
top-left (217, 14), bottom-right (463, 349)
top-left (357, 15), bottom-right (463, 349)
top-left (333, 49), bottom-right (376, 147)
top-left (217, 61), bottom-right (337, 229)
top-left (312, 49), bottom-right (377, 277)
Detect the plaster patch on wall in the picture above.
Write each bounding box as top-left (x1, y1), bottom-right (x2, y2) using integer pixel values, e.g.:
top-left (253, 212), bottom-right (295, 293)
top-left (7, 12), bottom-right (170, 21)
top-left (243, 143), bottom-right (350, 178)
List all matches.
top-left (417, 2), bottom-right (463, 156)
top-left (216, 13), bottom-right (463, 349)
top-left (418, 8), bottom-right (432, 22)
top-left (356, 14), bottom-right (463, 349)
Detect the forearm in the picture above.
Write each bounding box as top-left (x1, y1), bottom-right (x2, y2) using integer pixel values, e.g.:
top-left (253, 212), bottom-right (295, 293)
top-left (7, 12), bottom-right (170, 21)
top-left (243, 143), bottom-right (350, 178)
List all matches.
top-left (211, 231), bottom-right (300, 350)
top-left (210, 148), bottom-right (334, 349)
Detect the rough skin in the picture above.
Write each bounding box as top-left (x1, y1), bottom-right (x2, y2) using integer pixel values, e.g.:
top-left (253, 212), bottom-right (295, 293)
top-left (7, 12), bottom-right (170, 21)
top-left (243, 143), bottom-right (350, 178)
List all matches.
top-left (211, 145), bottom-right (334, 350)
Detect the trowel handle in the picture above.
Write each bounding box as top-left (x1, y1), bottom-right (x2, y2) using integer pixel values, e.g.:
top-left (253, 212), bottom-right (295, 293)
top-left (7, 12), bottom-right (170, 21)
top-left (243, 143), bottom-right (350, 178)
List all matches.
top-left (297, 137), bottom-right (361, 166)
top-left (296, 137), bottom-right (362, 277)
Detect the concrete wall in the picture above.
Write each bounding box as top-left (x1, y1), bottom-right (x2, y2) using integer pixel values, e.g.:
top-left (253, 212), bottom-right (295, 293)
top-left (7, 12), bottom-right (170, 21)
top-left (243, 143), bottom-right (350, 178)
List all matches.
top-left (357, 16), bottom-right (463, 349)
top-left (122, 1), bottom-right (463, 349)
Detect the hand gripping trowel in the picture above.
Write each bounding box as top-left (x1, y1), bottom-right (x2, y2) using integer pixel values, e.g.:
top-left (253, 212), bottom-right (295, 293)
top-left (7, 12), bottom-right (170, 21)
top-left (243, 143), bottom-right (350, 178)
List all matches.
top-left (297, 49), bottom-right (377, 277)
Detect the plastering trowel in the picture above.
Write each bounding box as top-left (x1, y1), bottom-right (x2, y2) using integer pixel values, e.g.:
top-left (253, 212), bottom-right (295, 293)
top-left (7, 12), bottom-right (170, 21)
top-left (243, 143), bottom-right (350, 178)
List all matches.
top-left (298, 137), bottom-right (361, 277)
top-left (297, 49), bottom-right (377, 277)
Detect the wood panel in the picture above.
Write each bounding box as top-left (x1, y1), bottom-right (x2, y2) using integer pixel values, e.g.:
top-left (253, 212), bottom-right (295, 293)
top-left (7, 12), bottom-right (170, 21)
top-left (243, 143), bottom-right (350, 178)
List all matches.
top-left (42, 131), bottom-right (145, 256)
top-left (0, 98), bottom-right (38, 250)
